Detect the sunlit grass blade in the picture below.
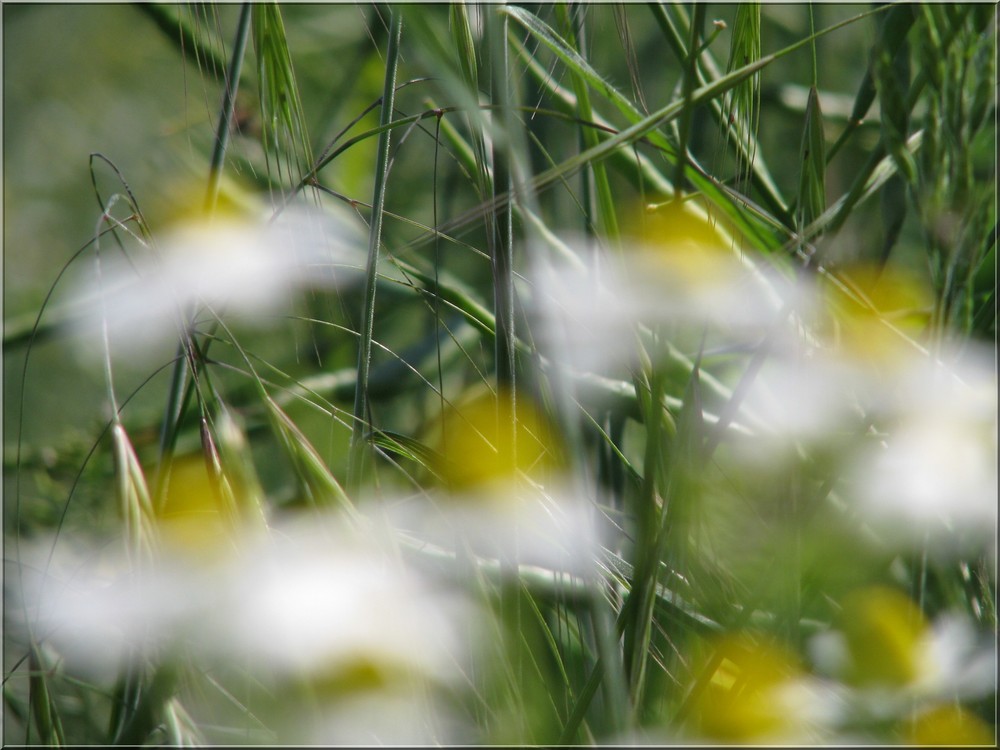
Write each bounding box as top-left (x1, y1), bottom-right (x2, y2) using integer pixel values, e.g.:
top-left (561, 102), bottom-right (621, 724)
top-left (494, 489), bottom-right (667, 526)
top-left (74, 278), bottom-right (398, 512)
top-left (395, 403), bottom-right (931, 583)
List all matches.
top-left (724, 3), bottom-right (762, 191)
top-left (209, 403), bottom-right (270, 530)
top-left (371, 429), bottom-right (445, 483)
top-left (111, 424), bottom-right (157, 564)
top-left (252, 2), bottom-right (315, 190)
top-left (266, 395), bottom-right (359, 521)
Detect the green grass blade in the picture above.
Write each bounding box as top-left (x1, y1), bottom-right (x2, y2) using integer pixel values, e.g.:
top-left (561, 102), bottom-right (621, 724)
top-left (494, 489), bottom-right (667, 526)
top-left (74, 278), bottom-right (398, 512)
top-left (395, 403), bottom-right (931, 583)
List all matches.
top-left (111, 424), bottom-right (157, 563)
top-left (796, 86), bottom-right (827, 234)
top-left (506, 4), bottom-right (890, 252)
top-left (648, 2), bottom-right (786, 223)
top-left (555, 3), bottom-right (620, 241)
top-left (348, 7), bottom-right (404, 491)
top-left (205, 3), bottom-right (253, 213)
top-left (137, 3), bottom-right (235, 88)
top-left (724, 3), bottom-right (762, 191)
top-left (827, 3), bottom-right (916, 161)
top-left (252, 2), bottom-right (315, 188)
top-left (114, 663), bottom-right (180, 746)
top-left (27, 644), bottom-right (65, 747)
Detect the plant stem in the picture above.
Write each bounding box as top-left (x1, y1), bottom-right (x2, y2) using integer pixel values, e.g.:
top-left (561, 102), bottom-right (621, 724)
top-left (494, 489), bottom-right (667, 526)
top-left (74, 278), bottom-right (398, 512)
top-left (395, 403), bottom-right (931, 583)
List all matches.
top-left (205, 3), bottom-right (252, 214)
top-left (155, 2), bottom-right (251, 502)
top-left (348, 6), bottom-right (403, 490)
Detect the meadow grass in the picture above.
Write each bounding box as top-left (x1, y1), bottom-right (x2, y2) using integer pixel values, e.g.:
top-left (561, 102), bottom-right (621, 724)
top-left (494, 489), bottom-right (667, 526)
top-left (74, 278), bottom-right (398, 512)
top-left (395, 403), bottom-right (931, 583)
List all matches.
top-left (4, 2), bottom-right (996, 746)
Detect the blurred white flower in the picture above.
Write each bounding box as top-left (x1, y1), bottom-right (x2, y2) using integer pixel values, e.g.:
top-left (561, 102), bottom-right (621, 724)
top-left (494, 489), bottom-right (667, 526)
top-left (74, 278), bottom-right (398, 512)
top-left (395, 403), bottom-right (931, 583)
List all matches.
top-left (808, 586), bottom-right (996, 726)
top-left (525, 201), bottom-right (813, 378)
top-left (738, 351), bottom-right (858, 441)
top-left (845, 346), bottom-right (997, 557)
top-left (385, 479), bottom-right (601, 579)
top-left (70, 202), bottom-right (366, 357)
top-left (917, 614), bottom-right (996, 701)
top-left (30, 515), bottom-right (470, 687)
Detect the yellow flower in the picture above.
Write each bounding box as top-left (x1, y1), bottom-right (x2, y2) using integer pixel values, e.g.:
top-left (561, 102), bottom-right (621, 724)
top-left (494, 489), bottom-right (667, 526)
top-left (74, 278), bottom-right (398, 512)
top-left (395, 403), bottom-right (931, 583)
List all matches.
top-left (432, 387), bottom-right (562, 495)
top-left (633, 198), bottom-right (740, 287)
top-left (692, 634), bottom-right (835, 742)
top-left (838, 585), bottom-right (928, 687)
top-left (821, 263), bottom-right (933, 367)
top-left (908, 705), bottom-right (995, 746)
top-left (155, 455), bottom-right (234, 558)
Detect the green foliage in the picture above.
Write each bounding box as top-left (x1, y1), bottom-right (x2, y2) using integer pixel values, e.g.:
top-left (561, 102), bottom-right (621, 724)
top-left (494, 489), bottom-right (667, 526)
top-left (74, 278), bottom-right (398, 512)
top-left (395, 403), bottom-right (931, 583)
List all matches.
top-left (4, 3), bottom-right (996, 746)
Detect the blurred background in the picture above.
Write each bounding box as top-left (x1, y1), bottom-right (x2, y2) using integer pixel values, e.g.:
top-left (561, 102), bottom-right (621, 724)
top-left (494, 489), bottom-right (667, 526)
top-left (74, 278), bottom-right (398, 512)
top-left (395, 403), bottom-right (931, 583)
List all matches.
top-left (3, 3), bottom-right (995, 745)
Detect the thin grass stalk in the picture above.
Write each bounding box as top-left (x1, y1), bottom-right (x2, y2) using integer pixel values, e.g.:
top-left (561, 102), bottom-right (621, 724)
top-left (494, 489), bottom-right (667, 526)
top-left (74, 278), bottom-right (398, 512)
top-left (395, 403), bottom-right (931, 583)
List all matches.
top-left (623, 365), bottom-right (675, 722)
top-left (556, 2), bottom-right (620, 242)
top-left (431, 112), bottom-right (446, 454)
top-left (489, 12), bottom-right (516, 398)
top-left (673, 3), bottom-right (705, 195)
top-left (205, 3), bottom-right (252, 214)
top-left (560, 4), bottom-right (632, 727)
top-left (137, 4), bottom-right (234, 87)
top-left (27, 644), bottom-right (65, 746)
top-left (155, 4), bottom-right (252, 506)
top-left (786, 26), bottom-right (827, 651)
top-left (648, 2), bottom-right (785, 222)
top-left (348, 7), bottom-right (403, 490)
top-left (557, 555), bottom-right (699, 743)
top-left (484, 4), bottom-right (527, 718)
top-left (505, 4), bottom-right (894, 250)
top-left (723, 3), bottom-right (762, 196)
top-left (540, 10), bottom-right (633, 732)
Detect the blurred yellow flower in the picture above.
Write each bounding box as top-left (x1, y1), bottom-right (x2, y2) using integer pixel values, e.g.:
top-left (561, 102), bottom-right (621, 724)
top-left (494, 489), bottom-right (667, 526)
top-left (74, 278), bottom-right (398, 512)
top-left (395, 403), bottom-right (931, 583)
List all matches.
top-left (153, 173), bottom-right (261, 229)
top-left (692, 634), bottom-right (839, 743)
top-left (633, 198), bottom-right (740, 287)
top-left (839, 586), bottom-right (927, 687)
top-left (822, 263), bottom-right (933, 367)
top-left (155, 455), bottom-right (234, 558)
top-left (907, 705), bottom-right (995, 746)
top-left (432, 388), bottom-right (563, 494)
